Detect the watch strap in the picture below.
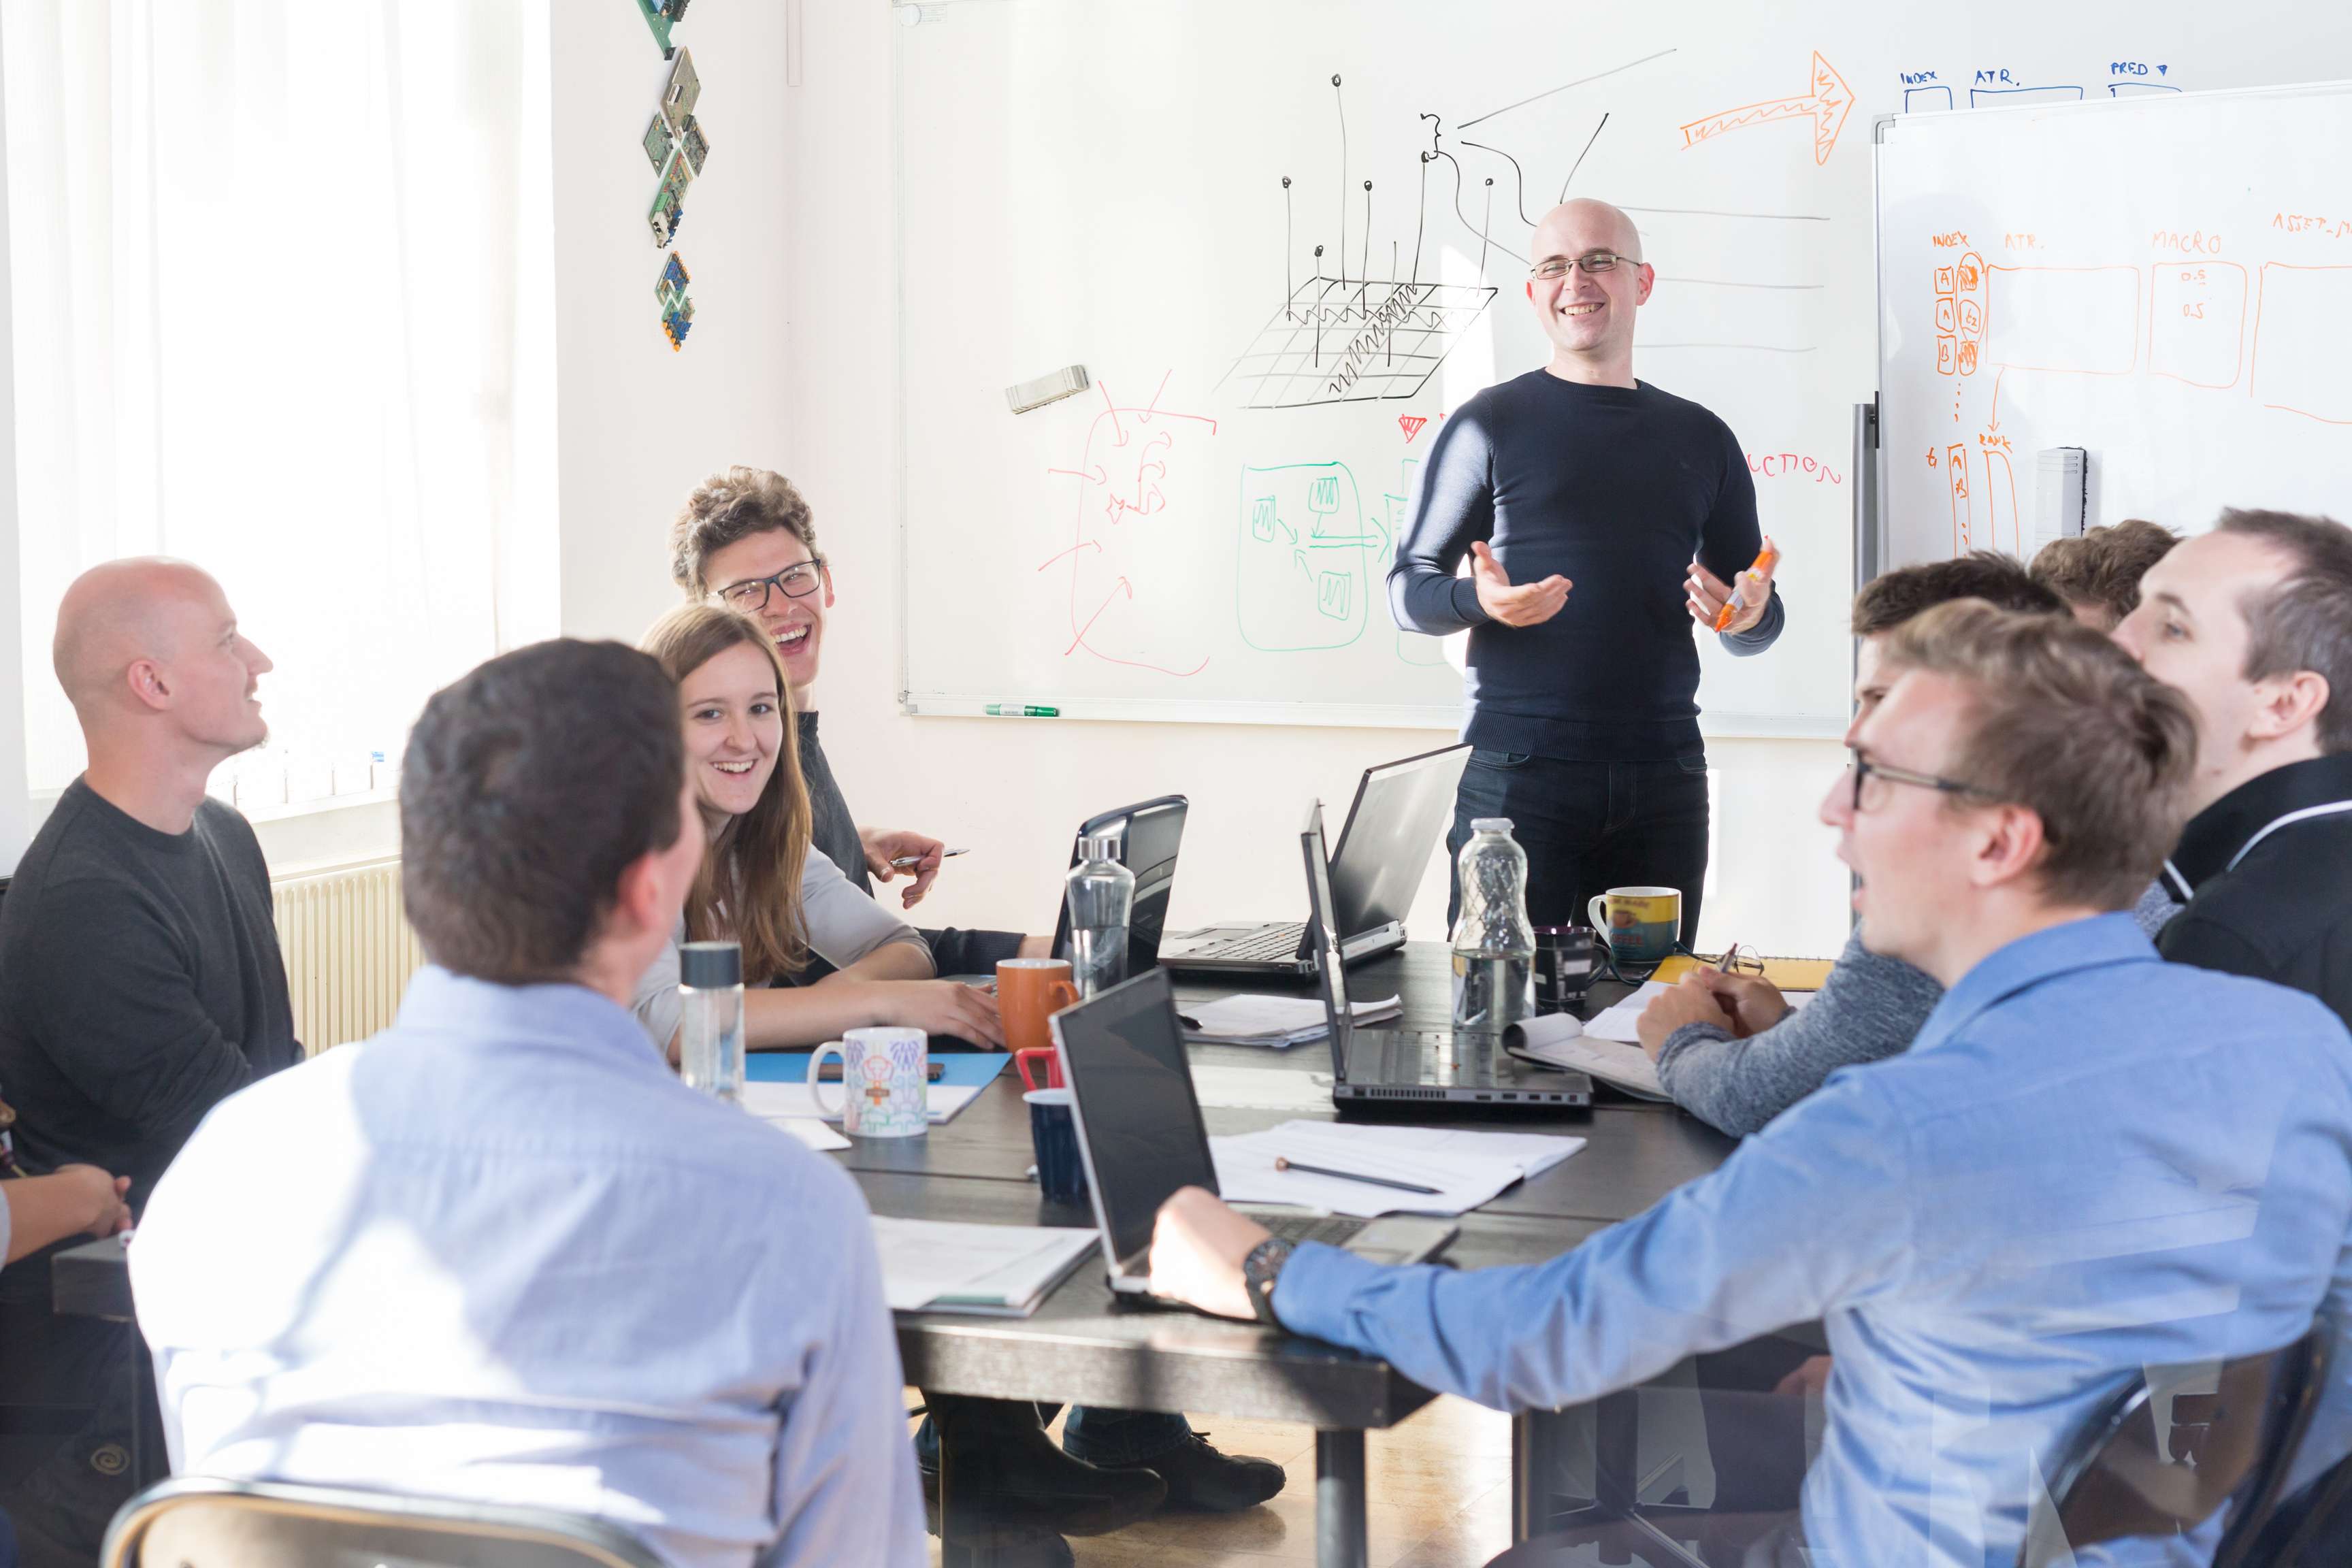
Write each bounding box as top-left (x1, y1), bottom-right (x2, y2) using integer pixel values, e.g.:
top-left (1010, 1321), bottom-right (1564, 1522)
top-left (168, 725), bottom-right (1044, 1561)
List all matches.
top-left (1241, 1237), bottom-right (1295, 1326)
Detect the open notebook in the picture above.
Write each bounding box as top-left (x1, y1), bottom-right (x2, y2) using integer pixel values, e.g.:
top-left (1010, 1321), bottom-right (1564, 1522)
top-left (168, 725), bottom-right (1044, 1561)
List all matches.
top-left (869, 1218), bottom-right (1097, 1316)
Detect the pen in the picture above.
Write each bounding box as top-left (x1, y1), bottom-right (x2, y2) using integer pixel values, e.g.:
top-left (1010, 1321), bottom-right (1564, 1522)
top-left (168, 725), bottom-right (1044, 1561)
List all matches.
top-left (1715, 941), bottom-right (1742, 974)
top-left (985, 704), bottom-right (1060, 717)
top-left (890, 847), bottom-right (970, 868)
top-left (1273, 1156), bottom-right (1441, 1195)
top-left (1711, 540), bottom-right (1780, 632)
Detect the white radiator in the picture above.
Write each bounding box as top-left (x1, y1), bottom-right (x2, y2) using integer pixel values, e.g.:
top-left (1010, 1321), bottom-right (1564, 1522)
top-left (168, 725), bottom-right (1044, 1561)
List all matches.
top-left (270, 858), bottom-right (425, 1054)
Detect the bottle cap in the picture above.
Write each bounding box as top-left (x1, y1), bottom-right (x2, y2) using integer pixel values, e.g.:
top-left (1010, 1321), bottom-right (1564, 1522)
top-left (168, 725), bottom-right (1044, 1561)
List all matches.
top-left (1469, 817), bottom-right (1515, 834)
top-left (680, 940), bottom-right (742, 988)
top-left (1079, 830), bottom-right (1122, 862)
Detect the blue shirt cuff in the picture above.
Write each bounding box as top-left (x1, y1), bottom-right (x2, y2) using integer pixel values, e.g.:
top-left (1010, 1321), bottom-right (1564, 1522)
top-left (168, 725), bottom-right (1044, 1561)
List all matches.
top-left (1270, 1239), bottom-right (1386, 1341)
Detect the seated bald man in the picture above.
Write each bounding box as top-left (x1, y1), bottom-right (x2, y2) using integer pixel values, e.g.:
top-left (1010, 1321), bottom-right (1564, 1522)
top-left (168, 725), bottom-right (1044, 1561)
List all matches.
top-left (0, 558), bottom-right (297, 1566)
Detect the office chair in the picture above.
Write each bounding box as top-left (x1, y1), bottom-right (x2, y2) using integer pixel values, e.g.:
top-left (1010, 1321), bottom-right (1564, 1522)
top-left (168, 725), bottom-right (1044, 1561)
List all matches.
top-left (101, 1475), bottom-right (666, 1568)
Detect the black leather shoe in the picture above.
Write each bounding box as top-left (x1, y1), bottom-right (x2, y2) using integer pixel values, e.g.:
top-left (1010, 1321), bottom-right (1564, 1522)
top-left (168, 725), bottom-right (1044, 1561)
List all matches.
top-left (925, 1395), bottom-right (1168, 1537)
top-left (1107, 1430), bottom-right (1287, 1512)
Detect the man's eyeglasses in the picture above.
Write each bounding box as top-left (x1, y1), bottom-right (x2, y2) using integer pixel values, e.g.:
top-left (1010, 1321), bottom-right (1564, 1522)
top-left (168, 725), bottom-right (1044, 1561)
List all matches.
top-left (1848, 751), bottom-right (1991, 815)
top-left (1529, 252), bottom-right (1636, 280)
top-left (715, 560), bottom-right (826, 613)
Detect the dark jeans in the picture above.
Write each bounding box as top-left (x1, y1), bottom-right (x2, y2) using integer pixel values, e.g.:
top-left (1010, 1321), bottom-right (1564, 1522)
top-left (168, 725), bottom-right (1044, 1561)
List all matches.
top-left (1448, 749), bottom-right (1711, 945)
top-left (0, 1280), bottom-right (138, 1568)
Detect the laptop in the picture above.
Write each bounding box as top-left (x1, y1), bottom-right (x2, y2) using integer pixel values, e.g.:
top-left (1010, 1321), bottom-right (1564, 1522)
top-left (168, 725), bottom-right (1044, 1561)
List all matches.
top-left (1047, 794), bottom-right (1188, 977)
top-left (1160, 744), bottom-right (1471, 977)
top-left (1051, 968), bottom-right (1458, 1300)
top-left (1301, 802), bottom-right (1592, 1111)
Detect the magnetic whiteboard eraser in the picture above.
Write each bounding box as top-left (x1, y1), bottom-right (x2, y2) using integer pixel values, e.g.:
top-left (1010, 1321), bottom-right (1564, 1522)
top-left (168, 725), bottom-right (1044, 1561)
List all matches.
top-left (1005, 365), bottom-right (1090, 414)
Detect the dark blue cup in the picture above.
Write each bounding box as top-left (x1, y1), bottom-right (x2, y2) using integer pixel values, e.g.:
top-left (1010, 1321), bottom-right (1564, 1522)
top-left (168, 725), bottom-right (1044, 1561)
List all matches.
top-left (1026, 1089), bottom-right (1088, 1203)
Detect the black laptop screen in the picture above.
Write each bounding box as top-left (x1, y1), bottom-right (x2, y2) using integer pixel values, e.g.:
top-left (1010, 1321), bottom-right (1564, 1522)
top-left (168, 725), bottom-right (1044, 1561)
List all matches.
top-left (1054, 970), bottom-right (1220, 1265)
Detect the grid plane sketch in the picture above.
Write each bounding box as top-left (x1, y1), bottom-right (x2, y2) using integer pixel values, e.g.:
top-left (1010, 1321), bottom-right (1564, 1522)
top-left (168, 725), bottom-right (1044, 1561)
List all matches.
top-left (1224, 278), bottom-right (1497, 408)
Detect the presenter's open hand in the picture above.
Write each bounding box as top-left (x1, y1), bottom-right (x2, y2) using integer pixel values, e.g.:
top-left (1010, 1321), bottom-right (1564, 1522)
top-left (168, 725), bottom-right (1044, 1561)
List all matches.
top-left (861, 827), bottom-right (945, 909)
top-left (1687, 538), bottom-right (1778, 635)
top-left (1469, 541), bottom-right (1571, 627)
top-left (1149, 1186), bottom-right (1271, 1321)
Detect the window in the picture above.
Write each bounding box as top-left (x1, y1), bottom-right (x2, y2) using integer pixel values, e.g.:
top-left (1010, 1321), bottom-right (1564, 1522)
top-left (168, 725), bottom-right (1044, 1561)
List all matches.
top-left (1, 1), bottom-right (556, 805)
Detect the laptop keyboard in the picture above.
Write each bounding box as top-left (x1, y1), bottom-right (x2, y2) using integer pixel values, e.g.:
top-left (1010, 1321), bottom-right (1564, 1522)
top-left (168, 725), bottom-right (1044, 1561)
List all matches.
top-left (1257, 1212), bottom-right (1369, 1248)
top-left (1187, 923), bottom-right (1308, 961)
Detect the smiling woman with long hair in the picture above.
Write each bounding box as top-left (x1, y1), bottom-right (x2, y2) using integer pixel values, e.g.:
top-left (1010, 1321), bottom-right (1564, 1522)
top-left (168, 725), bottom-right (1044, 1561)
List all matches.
top-left (633, 604), bottom-right (1002, 1050)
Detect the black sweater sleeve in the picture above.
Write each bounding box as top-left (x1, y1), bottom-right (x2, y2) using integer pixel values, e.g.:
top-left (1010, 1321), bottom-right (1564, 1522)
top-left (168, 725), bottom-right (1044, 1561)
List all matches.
top-left (1387, 406), bottom-right (1496, 636)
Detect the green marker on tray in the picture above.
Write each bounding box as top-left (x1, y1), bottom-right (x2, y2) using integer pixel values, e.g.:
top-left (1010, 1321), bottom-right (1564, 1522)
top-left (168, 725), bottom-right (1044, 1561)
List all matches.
top-left (984, 703), bottom-right (1060, 717)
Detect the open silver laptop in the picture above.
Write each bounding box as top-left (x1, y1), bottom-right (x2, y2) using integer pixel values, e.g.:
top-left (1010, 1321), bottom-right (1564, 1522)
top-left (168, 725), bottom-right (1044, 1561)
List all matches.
top-left (1051, 968), bottom-right (1457, 1298)
top-left (1161, 744), bottom-right (1471, 977)
top-left (1302, 802), bottom-right (1592, 1111)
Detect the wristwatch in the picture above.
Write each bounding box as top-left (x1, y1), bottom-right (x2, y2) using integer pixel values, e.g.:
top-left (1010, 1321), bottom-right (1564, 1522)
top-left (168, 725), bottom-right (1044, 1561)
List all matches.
top-left (1241, 1237), bottom-right (1296, 1326)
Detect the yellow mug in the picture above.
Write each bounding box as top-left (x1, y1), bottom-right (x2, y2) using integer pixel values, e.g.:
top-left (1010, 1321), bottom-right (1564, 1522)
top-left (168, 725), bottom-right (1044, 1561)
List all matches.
top-left (1587, 886), bottom-right (1682, 967)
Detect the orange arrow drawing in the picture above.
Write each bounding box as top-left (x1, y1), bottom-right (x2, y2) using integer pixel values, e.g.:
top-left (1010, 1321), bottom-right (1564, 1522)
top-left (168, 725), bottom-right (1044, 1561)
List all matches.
top-left (1680, 52), bottom-right (1854, 166)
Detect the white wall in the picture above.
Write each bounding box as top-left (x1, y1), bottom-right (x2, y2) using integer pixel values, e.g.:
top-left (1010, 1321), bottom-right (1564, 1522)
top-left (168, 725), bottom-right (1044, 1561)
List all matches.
top-left (550, 1), bottom-right (798, 649)
top-left (780, 0), bottom-right (1852, 958)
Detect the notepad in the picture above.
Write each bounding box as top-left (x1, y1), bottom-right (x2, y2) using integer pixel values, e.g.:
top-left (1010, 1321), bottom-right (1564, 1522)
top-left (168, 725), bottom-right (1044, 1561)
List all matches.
top-left (1586, 982), bottom-right (1816, 1045)
top-left (868, 1218), bottom-right (1098, 1316)
top-left (1179, 992), bottom-right (1403, 1048)
top-left (1209, 1121), bottom-right (1585, 1218)
top-left (1651, 953), bottom-right (1835, 990)
top-left (1507, 1013), bottom-right (1668, 1101)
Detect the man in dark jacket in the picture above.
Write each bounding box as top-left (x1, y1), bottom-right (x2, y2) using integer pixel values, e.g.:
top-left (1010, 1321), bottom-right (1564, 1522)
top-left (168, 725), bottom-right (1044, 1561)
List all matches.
top-left (2115, 508), bottom-right (2352, 1028)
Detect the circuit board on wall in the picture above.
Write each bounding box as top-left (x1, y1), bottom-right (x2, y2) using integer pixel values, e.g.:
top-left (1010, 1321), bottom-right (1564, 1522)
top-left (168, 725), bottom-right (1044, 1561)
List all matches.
top-left (633, 0), bottom-right (691, 59)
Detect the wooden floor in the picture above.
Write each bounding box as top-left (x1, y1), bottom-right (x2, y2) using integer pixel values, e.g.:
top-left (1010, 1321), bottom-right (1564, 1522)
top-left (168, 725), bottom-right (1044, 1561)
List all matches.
top-left (919, 1396), bottom-right (1519, 1568)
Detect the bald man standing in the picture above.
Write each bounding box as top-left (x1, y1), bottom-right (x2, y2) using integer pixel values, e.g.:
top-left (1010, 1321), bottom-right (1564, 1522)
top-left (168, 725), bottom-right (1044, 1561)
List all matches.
top-left (0, 559), bottom-right (296, 1566)
top-left (1390, 200), bottom-right (1785, 942)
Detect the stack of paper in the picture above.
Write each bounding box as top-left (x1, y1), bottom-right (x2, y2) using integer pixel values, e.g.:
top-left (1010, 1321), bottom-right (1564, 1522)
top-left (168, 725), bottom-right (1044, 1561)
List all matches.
top-left (740, 1079), bottom-right (983, 1128)
top-left (1507, 1013), bottom-right (1667, 1101)
top-left (1210, 1120), bottom-right (1586, 1217)
top-left (868, 1217), bottom-right (1098, 1316)
top-left (1179, 993), bottom-right (1403, 1048)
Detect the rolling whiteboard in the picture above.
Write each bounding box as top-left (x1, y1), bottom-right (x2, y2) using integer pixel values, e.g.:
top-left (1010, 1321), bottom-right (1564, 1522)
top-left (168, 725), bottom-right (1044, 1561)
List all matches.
top-left (892, 0), bottom-right (2352, 732)
top-left (1879, 80), bottom-right (2352, 568)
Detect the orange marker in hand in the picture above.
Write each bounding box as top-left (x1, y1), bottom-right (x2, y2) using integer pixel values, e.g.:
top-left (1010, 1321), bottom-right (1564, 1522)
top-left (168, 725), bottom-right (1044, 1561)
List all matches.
top-left (1713, 540), bottom-right (1780, 632)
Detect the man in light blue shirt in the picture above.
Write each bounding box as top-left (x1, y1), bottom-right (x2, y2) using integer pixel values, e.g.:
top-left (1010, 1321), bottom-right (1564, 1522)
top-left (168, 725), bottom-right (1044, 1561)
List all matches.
top-left (131, 640), bottom-right (925, 1568)
top-left (1149, 602), bottom-right (2352, 1567)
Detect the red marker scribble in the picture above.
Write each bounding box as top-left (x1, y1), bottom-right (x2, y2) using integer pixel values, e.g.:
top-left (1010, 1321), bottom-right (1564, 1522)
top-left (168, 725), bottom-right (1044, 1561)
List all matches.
top-left (1040, 375), bottom-right (1218, 678)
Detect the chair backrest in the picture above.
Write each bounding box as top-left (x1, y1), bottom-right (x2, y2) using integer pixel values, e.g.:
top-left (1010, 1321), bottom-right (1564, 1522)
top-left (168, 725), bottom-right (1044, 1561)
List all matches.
top-left (2021, 1324), bottom-right (2330, 1568)
top-left (102, 1476), bottom-right (669, 1568)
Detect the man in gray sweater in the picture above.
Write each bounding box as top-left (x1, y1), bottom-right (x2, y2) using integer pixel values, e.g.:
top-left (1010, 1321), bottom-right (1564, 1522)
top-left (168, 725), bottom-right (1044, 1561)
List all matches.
top-left (1633, 553), bottom-right (2179, 1137)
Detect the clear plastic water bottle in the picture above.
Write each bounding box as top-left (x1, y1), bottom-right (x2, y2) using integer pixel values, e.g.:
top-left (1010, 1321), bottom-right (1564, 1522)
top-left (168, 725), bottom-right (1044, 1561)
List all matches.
top-left (1451, 818), bottom-right (1536, 1036)
top-left (679, 940), bottom-right (747, 1103)
top-left (1064, 831), bottom-right (1135, 998)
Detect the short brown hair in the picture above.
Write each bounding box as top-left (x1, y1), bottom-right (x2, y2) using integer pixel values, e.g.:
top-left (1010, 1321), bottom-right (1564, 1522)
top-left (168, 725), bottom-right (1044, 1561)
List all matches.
top-left (1885, 602), bottom-right (2198, 910)
top-left (640, 604), bottom-right (813, 983)
top-left (1852, 551), bottom-right (2065, 636)
top-left (402, 640), bottom-right (685, 983)
top-left (668, 467), bottom-right (822, 597)
top-left (2216, 508), bottom-right (2352, 754)
top-left (2029, 519), bottom-right (2178, 628)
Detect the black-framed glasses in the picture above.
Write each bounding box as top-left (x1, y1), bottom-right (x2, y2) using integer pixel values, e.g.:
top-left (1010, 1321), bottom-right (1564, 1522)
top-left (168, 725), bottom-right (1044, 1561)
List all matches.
top-left (715, 559), bottom-right (826, 613)
top-left (1848, 750), bottom-right (1991, 815)
top-left (1529, 251), bottom-right (1635, 280)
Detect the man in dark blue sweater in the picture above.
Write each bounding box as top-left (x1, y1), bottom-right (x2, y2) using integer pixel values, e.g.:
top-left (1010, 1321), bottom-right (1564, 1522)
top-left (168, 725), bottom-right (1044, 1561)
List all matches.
top-left (1389, 199), bottom-right (1784, 939)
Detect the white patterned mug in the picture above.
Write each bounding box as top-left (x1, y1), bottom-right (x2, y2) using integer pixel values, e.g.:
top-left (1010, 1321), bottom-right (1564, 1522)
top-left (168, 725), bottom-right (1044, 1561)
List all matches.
top-left (807, 1027), bottom-right (930, 1139)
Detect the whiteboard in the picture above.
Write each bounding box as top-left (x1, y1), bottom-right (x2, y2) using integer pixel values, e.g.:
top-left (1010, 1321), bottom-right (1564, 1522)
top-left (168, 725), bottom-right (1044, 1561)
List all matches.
top-left (893, 1), bottom-right (2352, 732)
top-left (1878, 80), bottom-right (2352, 569)
top-left (893, 0), bottom-right (1878, 735)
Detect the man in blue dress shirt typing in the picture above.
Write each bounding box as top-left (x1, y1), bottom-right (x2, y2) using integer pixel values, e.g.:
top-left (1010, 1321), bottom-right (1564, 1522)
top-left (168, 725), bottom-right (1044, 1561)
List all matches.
top-left (131, 640), bottom-right (925, 1568)
top-left (1149, 602), bottom-right (2352, 1567)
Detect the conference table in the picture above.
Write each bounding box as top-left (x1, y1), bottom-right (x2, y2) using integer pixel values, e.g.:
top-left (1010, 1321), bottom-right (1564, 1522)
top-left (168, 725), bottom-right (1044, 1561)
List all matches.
top-left (54, 943), bottom-right (1742, 1568)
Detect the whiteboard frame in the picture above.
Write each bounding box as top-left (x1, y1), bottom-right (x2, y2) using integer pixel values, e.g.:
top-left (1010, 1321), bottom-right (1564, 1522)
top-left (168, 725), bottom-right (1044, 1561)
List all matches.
top-left (1872, 76), bottom-right (2352, 573)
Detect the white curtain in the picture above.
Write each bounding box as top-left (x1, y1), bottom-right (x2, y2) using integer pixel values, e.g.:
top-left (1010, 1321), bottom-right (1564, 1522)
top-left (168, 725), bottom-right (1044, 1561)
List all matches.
top-left (1, 0), bottom-right (555, 800)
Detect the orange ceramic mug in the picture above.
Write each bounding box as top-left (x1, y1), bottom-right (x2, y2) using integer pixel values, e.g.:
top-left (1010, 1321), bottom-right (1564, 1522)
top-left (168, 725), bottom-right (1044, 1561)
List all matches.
top-left (999, 958), bottom-right (1080, 1090)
